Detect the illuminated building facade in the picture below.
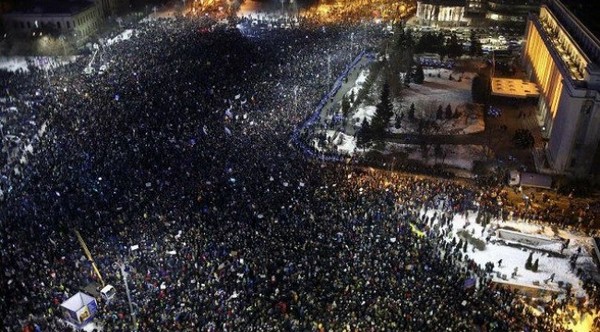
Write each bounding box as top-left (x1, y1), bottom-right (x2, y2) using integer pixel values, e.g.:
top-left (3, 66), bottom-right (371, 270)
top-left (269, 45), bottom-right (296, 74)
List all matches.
top-left (415, 0), bottom-right (467, 23)
top-left (522, 0), bottom-right (600, 176)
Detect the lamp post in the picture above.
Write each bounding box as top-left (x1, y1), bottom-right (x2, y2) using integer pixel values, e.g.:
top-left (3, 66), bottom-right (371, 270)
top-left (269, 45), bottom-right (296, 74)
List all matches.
top-left (327, 54), bottom-right (331, 84)
top-left (119, 260), bottom-right (137, 331)
top-left (58, 35), bottom-right (67, 56)
top-left (350, 32), bottom-right (354, 61)
top-left (293, 85), bottom-right (299, 113)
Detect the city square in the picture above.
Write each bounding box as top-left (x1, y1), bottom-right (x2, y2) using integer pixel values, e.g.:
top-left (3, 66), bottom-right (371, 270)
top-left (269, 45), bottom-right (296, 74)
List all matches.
top-left (0, 0), bottom-right (599, 331)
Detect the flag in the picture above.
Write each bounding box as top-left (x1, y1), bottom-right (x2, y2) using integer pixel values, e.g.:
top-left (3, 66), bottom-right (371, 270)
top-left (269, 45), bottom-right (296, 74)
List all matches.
top-left (225, 108), bottom-right (233, 119)
top-left (464, 278), bottom-right (476, 289)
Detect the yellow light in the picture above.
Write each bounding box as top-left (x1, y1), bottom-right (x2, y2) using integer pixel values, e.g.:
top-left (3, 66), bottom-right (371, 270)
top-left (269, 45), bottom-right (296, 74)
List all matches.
top-left (559, 305), bottom-right (596, 332)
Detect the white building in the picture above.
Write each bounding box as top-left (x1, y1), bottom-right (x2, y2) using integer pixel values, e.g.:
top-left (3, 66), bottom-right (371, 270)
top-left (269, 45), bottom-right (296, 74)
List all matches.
top-left (415, 0), bottom-right (467, 24)
top-left (522, 0), bottom-right (600, 176)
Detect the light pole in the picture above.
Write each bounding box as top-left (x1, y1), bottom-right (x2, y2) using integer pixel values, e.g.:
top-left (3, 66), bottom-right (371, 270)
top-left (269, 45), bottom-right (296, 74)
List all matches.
top-left (327, 54), bottom-right (331, 84)
top-left (119, 260), bottom-right (137, 331)
top-left (293, 85), bottom-right (299, 113)
top-left (58, 35), bottom-right (68, 56)
top-left (350, 32), bottom-right (354, 61)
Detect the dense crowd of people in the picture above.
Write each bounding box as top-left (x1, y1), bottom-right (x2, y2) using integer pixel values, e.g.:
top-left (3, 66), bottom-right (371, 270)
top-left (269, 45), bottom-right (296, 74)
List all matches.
top-left (1, 13), bottom-right (598, 332)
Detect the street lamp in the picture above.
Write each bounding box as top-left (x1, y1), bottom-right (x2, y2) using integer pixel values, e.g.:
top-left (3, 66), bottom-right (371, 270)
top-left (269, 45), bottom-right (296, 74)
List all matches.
top-left (350, 32), bottom-right (354, 61)
top-left (58, 35), bottom-right (67, 56)
top-left (119, 260), bottom-right (137, 331)
top-left (293, 85), bottom-right (301, 113)
top-left (327, 54), bottom-right (331, 84)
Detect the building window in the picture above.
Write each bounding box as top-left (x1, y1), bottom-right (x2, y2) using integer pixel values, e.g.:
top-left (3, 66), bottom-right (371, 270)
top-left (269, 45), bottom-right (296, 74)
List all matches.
top-left (67, 21), bottom-right (70, 29)
top-left (27, 21), bottom-right (31, 29)
top-left (57, 22), bottom-right (61, 29)
top-left (20, 22), bottom-right (24, 29)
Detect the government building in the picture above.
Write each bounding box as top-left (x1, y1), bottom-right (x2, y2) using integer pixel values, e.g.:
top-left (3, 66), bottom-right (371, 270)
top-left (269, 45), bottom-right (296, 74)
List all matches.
top-left (414, 0), bottom-right (540, 25)
top-left (1, 0), bottom-right (128, 45)
top-left (522, 0), bottom-right (600, 176)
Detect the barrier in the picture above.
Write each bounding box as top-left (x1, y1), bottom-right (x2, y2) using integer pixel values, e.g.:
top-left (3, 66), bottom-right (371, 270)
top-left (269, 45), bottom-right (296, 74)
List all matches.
top-left (291, 50), bottom-right (375, 162)
top-left (497, 229), bottom-right (563, 247)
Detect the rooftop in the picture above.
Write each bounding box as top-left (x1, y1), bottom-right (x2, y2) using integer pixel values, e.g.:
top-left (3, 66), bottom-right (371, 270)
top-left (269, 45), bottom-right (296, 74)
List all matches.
top-left (491, 78), bottom-right (541, 98)
top-left (559, 0), bottom-right (600, 39)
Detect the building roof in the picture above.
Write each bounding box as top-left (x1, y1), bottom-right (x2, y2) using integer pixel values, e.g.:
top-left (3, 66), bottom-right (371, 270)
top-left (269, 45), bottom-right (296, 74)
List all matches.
top-left (9, 0), bottom-right (94, 15)
top-left (540, 0), bottom-right (600, 67)
top-left (491, 78), bottom-right (541, 98)
top-left (559, 0), bottom-right (600, 39)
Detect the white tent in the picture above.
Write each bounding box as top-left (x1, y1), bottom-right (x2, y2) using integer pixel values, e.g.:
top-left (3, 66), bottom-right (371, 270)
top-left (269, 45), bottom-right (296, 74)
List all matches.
top-left (60, 292), bottom-right (98, 327)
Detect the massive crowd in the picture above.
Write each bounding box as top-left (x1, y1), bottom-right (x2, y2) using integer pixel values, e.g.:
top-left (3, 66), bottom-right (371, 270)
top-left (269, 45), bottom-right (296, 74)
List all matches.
top-left (0, 13), bottom-right (598, 332)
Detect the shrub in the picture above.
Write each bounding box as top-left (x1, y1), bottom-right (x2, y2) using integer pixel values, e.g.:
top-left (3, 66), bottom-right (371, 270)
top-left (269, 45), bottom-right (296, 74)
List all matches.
top-left (457, 230), bottom-right (486, 251)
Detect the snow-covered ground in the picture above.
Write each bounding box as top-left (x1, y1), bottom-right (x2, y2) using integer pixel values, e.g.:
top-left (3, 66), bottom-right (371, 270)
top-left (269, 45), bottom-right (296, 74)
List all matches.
top-left (0, 56), bottom-right (79, 73)
top-left (312, 64), bottom-right (485, 166)
top-left (340, 67), bottom-right (484, 136)
top-left (351, 105), bottom-right (376, 126)
top-left (106, 29), bottom-right (136, 46)
top-left (312, 130), bottom-right (359, 155)
top-left (391, 68), bottom-right (484, 135)
top-left (425, 208), bottom-right (596, 299)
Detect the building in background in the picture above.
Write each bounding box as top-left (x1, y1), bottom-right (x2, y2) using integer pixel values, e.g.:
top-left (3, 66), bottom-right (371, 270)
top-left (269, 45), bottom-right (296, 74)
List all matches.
top-left (415, 0), bottom-right (540, 26)
top-left (415, 0), bottom-right (468, 25)
top-left (486, 0), bottom-right (540, 23)
top-left (2, 1), bottom-right (102, 41)
top-left (522, 0), bottom-right (600, 176)
top-left (465, 0), bottom-right (485, 15)
top-left (1, 0), bottom-right (130, 48)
